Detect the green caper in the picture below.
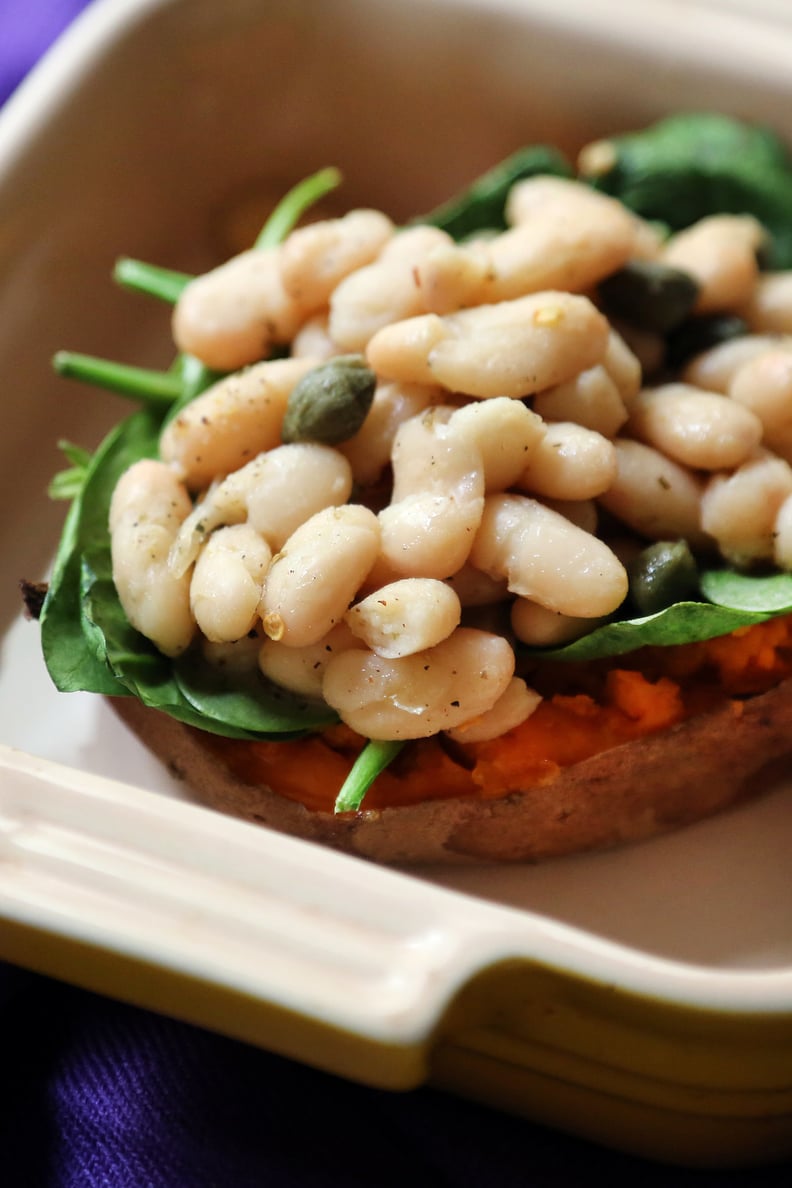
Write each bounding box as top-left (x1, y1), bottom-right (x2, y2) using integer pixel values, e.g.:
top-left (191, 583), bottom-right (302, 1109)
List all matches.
top-left (627, 540), bottom-right (700, 615)
top-left (664, 314), bottom-right (749, 370)
top-left (598, 259), bottom-right (700, 333)
top-left (281, 355), bottom-right (376, 445)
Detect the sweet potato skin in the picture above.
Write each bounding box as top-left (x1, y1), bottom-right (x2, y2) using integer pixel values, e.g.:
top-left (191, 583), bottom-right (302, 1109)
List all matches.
top-left (111, 676), bottom-right (792, 864)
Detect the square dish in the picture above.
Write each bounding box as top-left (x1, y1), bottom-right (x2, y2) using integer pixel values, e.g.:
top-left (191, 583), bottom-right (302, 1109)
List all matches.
top-left (1, 0), bottom-right (791, 1166)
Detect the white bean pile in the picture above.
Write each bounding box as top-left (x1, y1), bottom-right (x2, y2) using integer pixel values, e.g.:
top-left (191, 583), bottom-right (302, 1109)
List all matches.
top-left (109, 172), bottom-right (792, 743)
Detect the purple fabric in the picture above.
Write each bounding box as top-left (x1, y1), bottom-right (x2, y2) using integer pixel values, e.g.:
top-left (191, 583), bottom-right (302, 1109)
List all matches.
top-left (1, 968), bottom-right (791, 1188)
top-left (1, 4), bottom-right (791, 1185)
top-left (0, 0), bottom-right (91, 104)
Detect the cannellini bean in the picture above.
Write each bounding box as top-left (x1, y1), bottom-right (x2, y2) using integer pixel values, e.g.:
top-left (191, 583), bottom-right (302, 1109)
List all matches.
top-left (291, 314), bottom-right (340, 361)
top-left (279, 209), bottom-right (394, 313)
top-left (729, 348), bottom-right (792, 458)
top-left (533, 364), bottom-right (629, 438)
top-left (447, 398), bottom-right (546, 490)
top-left (169, 443), bottom-right (353, 575)
top-left (190, 524), bottom-right (271, 643)
top-left (245, 444), bottom-right (353, 548)
top-left (345, 578), bottom-right (461, 659)
top-left (626, 383), bottom-right (762, 470)
top-left (597, 439), bottom-right (709, 548)
top-left (366, 292), bottom-right (610, 399)
top-left (413, 239), bottom-right (490, 317)
top-left (662, 215), bottom-right (765, 315)
top-left (328, 225), bottom-right (452, 351)
top-left (417, 177), bottom-right (652, 314)
top-left (260, 504), bottom-right (380, 647)
top-left (160, 357), bottom-right (319, 490)
top-left (377, 408), bottom-right (485, 579)
top-left (517, 422), bottom-right (617, 501)
top-left (172, 248), bottom-right (304, 371)
top-left (534, 325), bottom-right (641, 428)
top-left (510, 598), bottom-right (597, 647)
top-left (388, 407), bottom-right (463, 500)
top-left (484, 188), bottom-right (645, 298)
top-left (470, 493), bottom-right (628, 618)
top-left (322, 626), bottom-right (515, 740)
top-left (682, 334), bottom-right (792, 393)
top-left (602, 328), bottom-right (643, 404)
top-left (445, 677), bottom-right (542, 743)
top-left (738, 272), bottom-right (792, 334)
top-left (505, 174), bottom-right (662, 259)
top-left (504, 174), bottom-right (600, 219)
top-left (773, 494), bottom-right (792, 570)
top-left (258, 622), bottom-right (358, 698)
top-left (376, 489), bottom-right (481, 583)
top-left (109, 460), bottom-right (195, 657)
top-left (504, 174), bottom-right (603, 223)
top-left (577, 136), bottom-right (619, 179)
top-left (701, 451), bottom-right (792, 566)
top-left (338, 379), bottom-right (445, 486)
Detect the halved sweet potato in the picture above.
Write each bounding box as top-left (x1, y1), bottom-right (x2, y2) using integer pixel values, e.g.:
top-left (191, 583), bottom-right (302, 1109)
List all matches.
top-left (111, 676), bottom-right (792, 864)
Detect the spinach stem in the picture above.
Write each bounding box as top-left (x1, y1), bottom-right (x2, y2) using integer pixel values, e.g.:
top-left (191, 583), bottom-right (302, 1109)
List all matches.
top-left (53, 351), bottom-right (181, 405)
top-left (255, 166), bottom-right (342, 249)
top-left (334, 739), bottom-right (405, 814)
top-left (114, 257), bottom-right (192, 303)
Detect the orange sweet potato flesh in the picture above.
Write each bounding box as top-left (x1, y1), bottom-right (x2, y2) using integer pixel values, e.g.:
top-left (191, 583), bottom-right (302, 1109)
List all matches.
top-left (111, 617), bottom-right (792, 864)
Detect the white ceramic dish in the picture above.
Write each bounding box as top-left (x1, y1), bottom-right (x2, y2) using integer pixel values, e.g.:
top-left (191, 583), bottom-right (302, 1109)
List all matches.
top-left (1, 0), bottom-right (792, 1167)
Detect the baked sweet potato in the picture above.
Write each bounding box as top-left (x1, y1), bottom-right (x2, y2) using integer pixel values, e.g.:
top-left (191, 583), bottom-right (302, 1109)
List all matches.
top-left (111, 672), bottom-right (792, 864)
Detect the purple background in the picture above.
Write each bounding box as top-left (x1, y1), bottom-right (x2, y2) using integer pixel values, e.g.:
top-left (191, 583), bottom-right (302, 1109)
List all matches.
top-left (0, 0), bottom-right (91, 104)
top-left (0, 2), bottom-right (791, 1184)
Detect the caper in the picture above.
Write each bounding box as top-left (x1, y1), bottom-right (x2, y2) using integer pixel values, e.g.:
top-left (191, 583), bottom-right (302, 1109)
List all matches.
top-left (664, 314), bottom-right (749, 369)
top-left (628, 540), bottom-right (700, 615)
top-left (281, 355), bottom-right (376, 445)
top-left (598, 259), bottom-right (699, 333)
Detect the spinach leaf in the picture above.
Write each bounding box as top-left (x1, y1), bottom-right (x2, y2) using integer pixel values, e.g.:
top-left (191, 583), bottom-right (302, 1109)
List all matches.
top-left (419, 144), bottom-right (572, 240)
top-left (699, 566), bottom-right (792, 613)
top-left (40, 411), bottom-right (159, 696)
top-left (84, 572), bottom-right (326, 738)
top-left (48, 440), bottom-right (93, 501)
top-left (581, 112), bottom-right (792, 267)
top-left (528, 600), bottom-right (777, 663)
top-left (526, 561), bottom-right (792, 663)
top-left (173, 648), bottom-right (336, 736)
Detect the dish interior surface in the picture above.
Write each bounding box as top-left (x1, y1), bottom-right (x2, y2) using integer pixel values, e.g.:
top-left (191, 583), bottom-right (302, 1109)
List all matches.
top-left (2, 0), bottom-right (792, 980)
